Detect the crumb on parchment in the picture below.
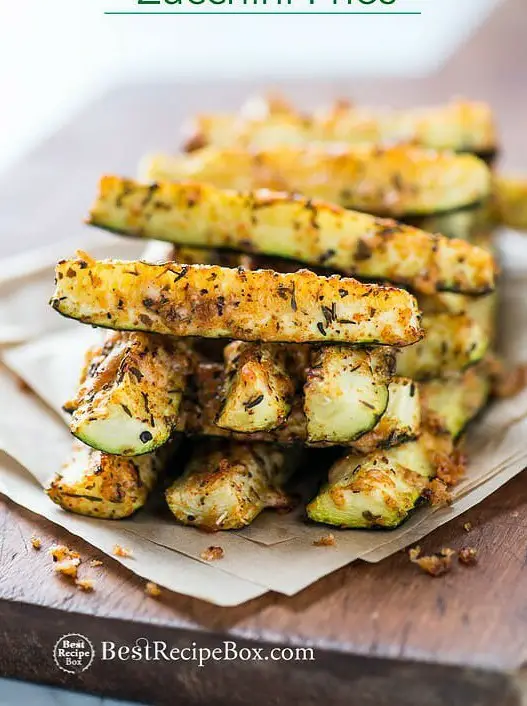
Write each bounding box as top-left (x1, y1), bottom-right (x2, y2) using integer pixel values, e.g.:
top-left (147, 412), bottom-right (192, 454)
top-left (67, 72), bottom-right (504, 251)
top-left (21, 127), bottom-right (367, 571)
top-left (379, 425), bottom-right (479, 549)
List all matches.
top-left (423, 478), bottom-right (452, 507)
top-left (458, 547), bottom-right (478, 566)
top-left (422, 449), bottom-right (467, 508)
top-left (113, 544), bottom-right (133, 559)
top-left (89, 559), bottom-right (103, 567)
top-left (30, 536), bottom-right (42, 550)
top-left (463, 522), bottom-right (472, 533)
top-left (409, 546), bottom-right (456, 577)
top-left (145, 582), bottom-right (162, 598)
top-left (200, 546), bottom-right (224, 562)
top-left (76, 578), bottom-right (95, 592)
top-left (313, 533), bottom-right (336, 547)
top-left (435, 449), bottom-right (467, 487)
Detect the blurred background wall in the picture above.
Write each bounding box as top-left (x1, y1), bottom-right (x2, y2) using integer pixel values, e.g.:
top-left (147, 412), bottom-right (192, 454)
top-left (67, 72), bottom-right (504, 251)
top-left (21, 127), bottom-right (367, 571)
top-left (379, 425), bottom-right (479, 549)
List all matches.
top-left (0, 0), bottom-right (501, 174)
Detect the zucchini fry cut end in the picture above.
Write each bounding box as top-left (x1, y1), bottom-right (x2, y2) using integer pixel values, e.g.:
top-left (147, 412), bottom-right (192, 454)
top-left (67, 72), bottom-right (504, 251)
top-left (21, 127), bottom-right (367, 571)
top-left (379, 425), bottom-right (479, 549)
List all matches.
top-left (47, 441), bottom-right (162, 519)
top-left (304, 346), bottom-right (394, 444)
top-left (68, 332), bottom-right (190, 456)
top-left (306, 438), bottom-right (436, 529)
top-left (216, 342), bottom-right (295, 433)
top-left (166, 441), bottom-right (301, 530)
top-left (351, 377), bottom-right (421, 455)
top-left (307, 367), bottom-right (491, 529)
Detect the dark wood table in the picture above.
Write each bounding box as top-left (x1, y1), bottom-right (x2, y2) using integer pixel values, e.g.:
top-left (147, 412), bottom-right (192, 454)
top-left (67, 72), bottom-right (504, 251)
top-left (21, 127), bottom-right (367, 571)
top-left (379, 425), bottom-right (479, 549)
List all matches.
top-left (0, 2), bottom-right (526, 704)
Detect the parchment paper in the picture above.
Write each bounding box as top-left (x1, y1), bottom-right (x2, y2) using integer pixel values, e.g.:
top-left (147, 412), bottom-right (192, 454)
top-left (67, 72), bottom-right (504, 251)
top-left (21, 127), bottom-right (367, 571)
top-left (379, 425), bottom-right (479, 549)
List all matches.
top-left (0, 233), bottom-right (526, 605)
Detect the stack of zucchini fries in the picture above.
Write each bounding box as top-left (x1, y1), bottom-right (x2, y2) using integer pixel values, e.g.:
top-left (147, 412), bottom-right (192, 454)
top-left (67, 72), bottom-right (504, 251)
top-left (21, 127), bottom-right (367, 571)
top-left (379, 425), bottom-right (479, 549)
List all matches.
top-left (46, 95), bottom-right (524, 531)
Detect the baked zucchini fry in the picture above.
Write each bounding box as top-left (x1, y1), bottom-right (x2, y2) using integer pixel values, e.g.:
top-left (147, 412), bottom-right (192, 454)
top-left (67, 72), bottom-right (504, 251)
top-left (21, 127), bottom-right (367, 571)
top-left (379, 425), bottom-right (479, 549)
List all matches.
top-left (396, 313), bottom-right (489, 380)
top-left (216, 342), bottom-right (295, 432)
top-left (303, 346), bottom-right (393, 444)
top-left (177, 362), bottom-right (419, 451)
top-left (421, 366), bottom-right (490, 440)
top-left (492, 174), bottom-right (527, 232)
top-left (183, 99), bottom-right (496, 154)
top-left (306, 371), bottom-right (489, 528)
top-left (89, 177), bottom-right (495, 295)
top-left (408, 204), bottom-right (489, 241)
top-left (47, 441), bottom-right (163, 519)
top-left (178, 361), bottom-right (309, 444)
top-left (67, 331), bottom-right (190, 456)
top-left (306, 435), bottom-right (438, 529)
top-left (143, 145), bottom-right (491, 219)
top-left (165, 440), bottom-right (301, 530)
top-left (51, 258), bottom-right (422, 346)
top-left (351, 377), bottom-right (421, 455)
top-left (418, 291), bottom-right (497, 341)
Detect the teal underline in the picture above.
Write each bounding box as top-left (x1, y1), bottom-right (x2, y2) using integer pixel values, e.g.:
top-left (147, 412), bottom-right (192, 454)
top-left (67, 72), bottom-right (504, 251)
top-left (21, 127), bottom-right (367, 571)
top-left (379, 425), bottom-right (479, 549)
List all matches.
top-left (105, 10), bottom-right (422, 14)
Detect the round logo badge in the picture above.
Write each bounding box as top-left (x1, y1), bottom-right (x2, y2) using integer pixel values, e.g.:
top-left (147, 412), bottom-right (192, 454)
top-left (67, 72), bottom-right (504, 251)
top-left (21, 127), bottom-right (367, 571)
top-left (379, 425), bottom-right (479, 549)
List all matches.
top-left (53, 633), bottom-right (95, 674)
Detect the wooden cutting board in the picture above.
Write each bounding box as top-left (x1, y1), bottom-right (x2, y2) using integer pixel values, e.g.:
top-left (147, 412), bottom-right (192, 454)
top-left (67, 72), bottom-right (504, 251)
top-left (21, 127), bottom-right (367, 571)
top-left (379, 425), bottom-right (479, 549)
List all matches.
top-left (0, 2), bottom-right (526, 703)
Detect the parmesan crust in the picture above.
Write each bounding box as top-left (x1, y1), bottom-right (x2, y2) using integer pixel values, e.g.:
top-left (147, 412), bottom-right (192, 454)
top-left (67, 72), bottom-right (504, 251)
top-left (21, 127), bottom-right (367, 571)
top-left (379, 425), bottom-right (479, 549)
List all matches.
top-left (52, 258), bottom-right (422, 346)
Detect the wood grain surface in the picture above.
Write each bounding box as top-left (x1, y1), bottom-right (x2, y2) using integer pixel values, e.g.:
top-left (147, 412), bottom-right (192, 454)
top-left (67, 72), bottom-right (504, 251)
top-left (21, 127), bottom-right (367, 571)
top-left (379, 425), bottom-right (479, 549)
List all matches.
top-left (0, 2), bottom-right (526, 704)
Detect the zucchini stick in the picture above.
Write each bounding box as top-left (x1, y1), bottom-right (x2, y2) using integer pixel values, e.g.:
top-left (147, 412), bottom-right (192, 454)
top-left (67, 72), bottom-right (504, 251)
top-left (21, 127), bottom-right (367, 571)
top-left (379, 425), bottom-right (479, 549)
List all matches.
top-left (492, 174), bottom-right (527, 232)
top-left (396, 313), bottom-right (489, 380)
top-left (216, 342), bottom-right (295, 432)
top-left (303, 346), bottom-right (393, 444)
top-left (418, 291), bottom-right (497, 341)
top-left (89, 177), bottom-right (496, 295)
top-left (51, 257), bottom-right (422, 346)
top-left (66, 331), bottom-right (190, 456)
top-left (351, 377), bottom-right (421, 455)
top-left (47, 441), bottom-right (164, 519)
top-left (143, 144), bottom-right (491, 219)
top-left (177, 362), bottom-right (420, 451)
top-left (165, 440), bottom-right (301, 530)
top-left (306, 433), bottom-right (443, 529)
top-left (421, 366), bottom-right (490, 440)
top-left (182, 99), bottom-right (496, 155)
top-left (407, 204), bottom-right (490, 241)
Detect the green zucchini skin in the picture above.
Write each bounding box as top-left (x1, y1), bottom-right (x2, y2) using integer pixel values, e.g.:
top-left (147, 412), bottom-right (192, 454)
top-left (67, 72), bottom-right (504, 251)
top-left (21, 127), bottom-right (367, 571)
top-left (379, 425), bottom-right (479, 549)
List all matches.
top-left (67, 332), bottom-right (190, 456)
top-left (307, 366), bottom-right (491, 529)
top-left (87, 176), bottom-right (496, 296)
top-left (166, 440), bottom-right (302, 530)
top-left (303, 346), bottom-right (393, 444)
top-left (306, 437), bottom-right (436, 529)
